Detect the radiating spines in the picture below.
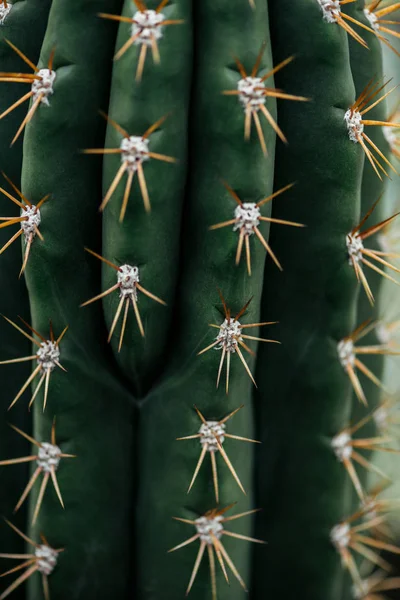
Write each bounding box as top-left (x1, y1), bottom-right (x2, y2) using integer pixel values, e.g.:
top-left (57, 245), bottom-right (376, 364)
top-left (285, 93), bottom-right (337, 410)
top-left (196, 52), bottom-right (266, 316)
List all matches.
top-left (373, 396), bottom-right (400, 435)
top-left (83, 112), bottom-right (176, 220)
top-left (0, 1), bottom-right (12, 25)
top-left (0, 421), bottom-right (75, 525)
top-left (0, 173), bottom-right (49, 277)
top-left (0, 520), bottom-right (62, 600)
top-left (210, 181), bottom-right (304, 274)
top-left (177, 405), bottom-right (260, 502)
top-left (337, 320), bottom-right (399, 405)
top-left (0, 41), bottom-right (56, 145)
top-left (169, 504), bottom-right (265, 599)
top-left (361, 0), bottom-right (400, 57)
top-left (81, 248), bottom-right (166, 348)
top-left (347, 197), bottom-right (400, 304)
top-left (98, 0), bottom-right (184, 81)
top-left (345, 79), bottom-right (400, 179)
top-left (352, 570), bottom-right (400, 599)
top-left (222, 46), bottom-right (309, 155)
top-left (317, 0), bottom-right (369, 47)
top-left (331, 411), bottom-right (399, 501)
top-left (198, 292), bottom-right (279, 394)
top-left (331, 507), bottom-right (400, 594)
top-left (0, 317), bottom-right (67, 411)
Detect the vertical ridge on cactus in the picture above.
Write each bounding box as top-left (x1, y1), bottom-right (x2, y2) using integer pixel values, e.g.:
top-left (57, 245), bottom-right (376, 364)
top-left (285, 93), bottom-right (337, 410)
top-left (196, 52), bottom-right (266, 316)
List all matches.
top-left (0, 0), bottom-right (400, 599)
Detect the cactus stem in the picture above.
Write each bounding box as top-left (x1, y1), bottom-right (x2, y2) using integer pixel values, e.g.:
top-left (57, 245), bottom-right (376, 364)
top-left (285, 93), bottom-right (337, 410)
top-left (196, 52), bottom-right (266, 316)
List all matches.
top-left (347, 197), bottom-right (400, 304)
top-left (170, 505), bottom-right (264, 598)
top-left (177, 405), bottom-right (260, 501)
top-left (0, 420), bottom-right (75, 524)
top-left (222, 50), bottom-right (309, 154)
top-left (337, 320), bottom-right (399, 405)
top-left (98, 1), bottom-right (184, 80)
top-left (0, 41), bottom-right (56, 146)
top-left (198, 293), bottom-right (279, 393)
top-left (0, 520), bottom-right (62, 600)
top-left (0, 317), bottom-right (68, 411)
top-left (210, 181), bottom-right (303, 274)
top-left (81, 248), bottom-right (166, 345)
top-left (84, 113), bottom-right (175, 218)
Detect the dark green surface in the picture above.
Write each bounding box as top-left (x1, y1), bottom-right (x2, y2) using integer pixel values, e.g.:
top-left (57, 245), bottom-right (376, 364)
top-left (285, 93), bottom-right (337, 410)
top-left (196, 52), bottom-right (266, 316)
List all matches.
top-left (0, 0), bottom-right (52, 590)
top-left (252, 1), bottom-right (365, 598)
top-left (103, 0), bottom-right (192, 393)
top-left (21, 1), bottom-right (135, 599)
top-left (135, 0), bottom-right (275, 598)
top-left (0, 1), bottom-right (398, 599)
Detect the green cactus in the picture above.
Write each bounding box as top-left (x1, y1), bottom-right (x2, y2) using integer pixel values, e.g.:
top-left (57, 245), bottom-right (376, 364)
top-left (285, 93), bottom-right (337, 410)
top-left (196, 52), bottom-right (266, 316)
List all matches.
top-left (1, 1), bottom-right (400, 599)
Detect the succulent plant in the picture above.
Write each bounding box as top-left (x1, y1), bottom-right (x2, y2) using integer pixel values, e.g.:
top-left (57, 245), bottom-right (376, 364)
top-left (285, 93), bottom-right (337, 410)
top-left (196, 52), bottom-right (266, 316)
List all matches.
top-left (1, 1), bottom-right (400, 600)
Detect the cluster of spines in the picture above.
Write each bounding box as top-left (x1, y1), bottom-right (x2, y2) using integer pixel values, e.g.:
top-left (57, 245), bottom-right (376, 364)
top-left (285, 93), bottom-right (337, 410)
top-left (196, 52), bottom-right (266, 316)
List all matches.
top-left (0, 1), bottom-right (400, 599)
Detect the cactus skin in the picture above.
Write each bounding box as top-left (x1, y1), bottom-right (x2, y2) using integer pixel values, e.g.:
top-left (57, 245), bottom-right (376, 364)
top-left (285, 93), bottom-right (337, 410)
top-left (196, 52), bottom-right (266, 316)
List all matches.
top-left (345, 0), bottom-right (388, 490)
top-left (21, 2), bottom-right (135, 598)
top-left (253, 1), bottom-right (364, 598)
top-left (0, 1), bottom-right (400, 600)
top-left (0, 0), bottom-right (51, 583)
top-left (135, 1), bottom-right (275, 597)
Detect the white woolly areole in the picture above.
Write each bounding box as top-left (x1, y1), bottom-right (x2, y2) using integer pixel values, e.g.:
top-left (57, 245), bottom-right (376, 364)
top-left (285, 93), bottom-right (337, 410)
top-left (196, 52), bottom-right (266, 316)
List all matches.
top-left (383, 125), bottom-right (397, 149)
top-left (195, 515), bottom-right (224, 545)
top-left (21, 205), bottom-right (41, 241)
top-left (317, 0), bottom-right (341, 23)
top-left (35, 545), bottom-right (58, 576)
top-left (237, 77), bottom-right (266, 112)
top-left (120, 136), bottom-right (150, 172)
top-left (345, 109), bottom-right (364, 143)
top-left (346, 232), bottom-right (364, 265)
top-left (216, 318), bottom-right (242, 354)
top-left (131, 10), bottom-right (165, 47)
top-left (37, 442), bottom-right (61, 473)
top-left (337, 339), bottom-right (355, 369)
top-left (331, 522), bottom-right (351, 550)
top-left (234, 203), bottom-right (260, 236)
top-left (332, 431), bottom-right (353, 461)
top-left (32, 69), bottom-right (56, 106)
top-left (118, 264), bottom-right (139, 299)
top-left (36, 341), bottom-right (60, 372)
top-left (364, 8), bottom-right (379, 30)
top-left (199, 421), bottom-right (226, 453)
top-left (374, 405), bottom-right (389, 431)
top-left (0, 2), bottom-right (12, 24)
